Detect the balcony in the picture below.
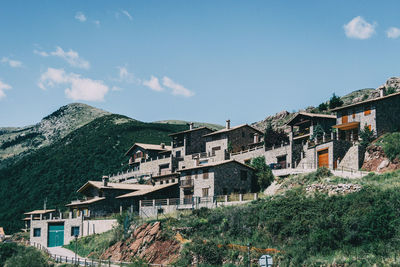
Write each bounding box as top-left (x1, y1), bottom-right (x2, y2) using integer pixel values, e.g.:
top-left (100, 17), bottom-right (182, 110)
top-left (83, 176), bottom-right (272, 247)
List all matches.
top-left (180, 179), bottom-right (194, 188)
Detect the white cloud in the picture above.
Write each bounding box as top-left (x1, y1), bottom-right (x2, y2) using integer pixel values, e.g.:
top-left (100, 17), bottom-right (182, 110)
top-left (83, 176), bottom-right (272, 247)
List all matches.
top-left (75, 12), bottom-right (87, 22)
top-left (143, 76), bottom-right (164, 92)
top-left (386, 27), bottom-right (400, 39)
top-left (94, 20), bottom-right (100, 26)
top-left (34, 49), bottom-right (49, 57)
top-left (1, 57), bottom-right (22, 68)
top-left (35, 46), bottom-right (90, 69)
top-left (115, 66), bottom-right (138, 83)
top-left (38, 68), bottom-right (109, 102)
top-left (0, 80), bottom-right (11, 99)
top-left (121, 10), bottom-right (133, 21)
top-left (162, 76), bottom-right (194, 97)
top-left (344, 16), bottom-right (376, 40)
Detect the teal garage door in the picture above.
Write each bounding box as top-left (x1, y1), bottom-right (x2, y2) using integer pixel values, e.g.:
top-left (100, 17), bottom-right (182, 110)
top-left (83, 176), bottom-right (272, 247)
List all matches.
top-left (48, 224), bottom-right (64, 247)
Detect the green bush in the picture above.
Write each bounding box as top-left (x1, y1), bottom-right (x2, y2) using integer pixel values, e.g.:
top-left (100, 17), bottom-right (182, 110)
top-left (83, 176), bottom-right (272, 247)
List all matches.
top-left (0, 244), bottom-right (50, 267)
top-left (379, 132), bottom-right (400, 161)
top-left (360, 125), bottom-right (375, 148)
top-left (250, 156), bottom-right (274, 191)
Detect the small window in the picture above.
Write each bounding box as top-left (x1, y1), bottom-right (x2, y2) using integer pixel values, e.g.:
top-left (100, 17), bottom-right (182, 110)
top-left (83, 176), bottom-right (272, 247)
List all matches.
top-left (203, 169), bottom-right (209, 179)
top-left (202, 188), bottom-right (209, 197)
top-left (160, 180), bottom-right (163, 184)
top-left (242, 132), bottom-right (245, 137)
top-left (33, 228), bottom-right (41, 237)
top-left (240, 170), bottom-right (247, 181)
top-left (166, 180), bottom-right (169, 184)
top-left (175, 151), bottom-right (181, 157)
top-left (172, 179), bottom-right (175, 183)
top-left (364, 106), bottom-right (371, 115)
top-left (352, 110), bottom-right (355, 119)
top-left (71, 226), bottom-right (80, 237)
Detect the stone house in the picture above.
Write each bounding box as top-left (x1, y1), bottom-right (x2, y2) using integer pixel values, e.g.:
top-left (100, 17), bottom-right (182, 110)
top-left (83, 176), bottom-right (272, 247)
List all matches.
top-left (178, 159), bottom-right (255, 203)
top-left (203, 120), bottom-right (263, 162)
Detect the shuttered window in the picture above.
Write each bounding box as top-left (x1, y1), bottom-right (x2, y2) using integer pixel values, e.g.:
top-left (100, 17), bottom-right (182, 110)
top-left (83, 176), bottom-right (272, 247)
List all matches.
top-left (364, 106), bottom-right (371, 115)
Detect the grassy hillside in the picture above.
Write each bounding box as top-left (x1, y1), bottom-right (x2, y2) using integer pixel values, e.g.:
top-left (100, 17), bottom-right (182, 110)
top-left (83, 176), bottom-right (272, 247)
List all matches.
top-left (0, 103), bottom-right (110, 167)
top-left (69, 170), bottom-right (400, 266)
top-left (0, 114), bottom-right (187, 233)
top-left (155, 120), bottom-right (224, 130)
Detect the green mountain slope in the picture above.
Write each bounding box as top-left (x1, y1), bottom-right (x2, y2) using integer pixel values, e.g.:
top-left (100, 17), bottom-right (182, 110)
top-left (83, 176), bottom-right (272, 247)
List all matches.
top-left (0, 114), bottom-right (187, 233)
top-left (0, 103), bottom-right (110, 166)
top-left (154, 120), bottom-right (224, 130)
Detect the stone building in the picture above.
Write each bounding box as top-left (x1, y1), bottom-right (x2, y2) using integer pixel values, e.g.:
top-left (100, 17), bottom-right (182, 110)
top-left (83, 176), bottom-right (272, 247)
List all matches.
top-left (178, 159), bottom-right (255, 202)
top-left (203, 120), bottom-right (263, 162)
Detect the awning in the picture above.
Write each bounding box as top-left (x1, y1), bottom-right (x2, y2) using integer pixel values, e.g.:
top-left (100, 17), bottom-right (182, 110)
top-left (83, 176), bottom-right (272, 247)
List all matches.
top-left (332, 121), bottom-right (360, 131)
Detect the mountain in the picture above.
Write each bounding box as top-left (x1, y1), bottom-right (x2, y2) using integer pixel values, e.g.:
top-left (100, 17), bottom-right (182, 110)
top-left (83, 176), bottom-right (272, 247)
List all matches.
top-left (0, 103), bottom-right (110, 167)
top-left (154, 120), bottom-right (224, 130)
top-left (0, 113), bottom-right (187, 233)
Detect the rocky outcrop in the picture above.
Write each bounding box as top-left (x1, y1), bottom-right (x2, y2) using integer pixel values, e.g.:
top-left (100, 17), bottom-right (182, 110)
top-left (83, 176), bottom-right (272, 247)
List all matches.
top-left (306, 183), bottom-right (362, 195)
top-left (362, 145), bottom-right (400, 172)
top-left (252, 110), bottom-right (293, 131)
top-left (100, 222), bottom-right (181, 265)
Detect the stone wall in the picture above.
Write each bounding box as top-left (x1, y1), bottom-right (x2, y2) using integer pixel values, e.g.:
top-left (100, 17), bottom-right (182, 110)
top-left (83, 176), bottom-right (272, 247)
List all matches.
top-left (231, 144), bottom-right (292, 167)
top-left (376, 94), bottom-right (400, 133)
top-left (337, 104), bottom-right (377, 132)
top-left (82, 219), bottom-right (117, 236)
top-left (213, 162), bottom-right (254, 195)
top-left (337, 145), bottom-right (364, 171)
top-left (184, 128), bottom-right (212, 155)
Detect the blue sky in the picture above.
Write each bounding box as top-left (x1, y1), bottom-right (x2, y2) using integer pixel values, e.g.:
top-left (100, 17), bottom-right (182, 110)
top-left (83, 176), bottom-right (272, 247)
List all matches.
top-left (1, 1), bottom-right (400, 127)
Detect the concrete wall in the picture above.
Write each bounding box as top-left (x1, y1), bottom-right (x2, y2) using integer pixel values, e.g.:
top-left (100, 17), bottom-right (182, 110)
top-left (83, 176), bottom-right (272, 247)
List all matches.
top-left (30, 217), bottom-right (117, 248)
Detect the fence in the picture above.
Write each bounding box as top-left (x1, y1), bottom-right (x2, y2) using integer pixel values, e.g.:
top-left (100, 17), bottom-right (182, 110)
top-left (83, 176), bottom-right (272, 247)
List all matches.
top-left (29, 241), bottom-right (171, 267)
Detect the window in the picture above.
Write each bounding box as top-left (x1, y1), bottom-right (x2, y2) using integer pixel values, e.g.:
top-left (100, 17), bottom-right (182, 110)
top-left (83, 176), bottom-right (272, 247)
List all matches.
top-left (352, 110), bottom-right (355, 119)
top-left (33, 228), bottom-right (41, 237)
top-left (364, 106), bottom-right (371, 115)
top-left (172, 179), bottom-right (175, 183)
top-left (202, 188), bottom-right (209, 197)
top-left (71, 226), bottom-right (80, 237)
top-left (342, 114), bottom-right (348, 124)
top-left (193, 170), bottom-right (198, 179)
top-left (160, 180), bottom-right (163, 184)
top-left (166, 179), bottom-right (169, 184)
top-left (203, 169), bottom-right (209, 179)
top-left (240, 170), bottom-right (247, 181)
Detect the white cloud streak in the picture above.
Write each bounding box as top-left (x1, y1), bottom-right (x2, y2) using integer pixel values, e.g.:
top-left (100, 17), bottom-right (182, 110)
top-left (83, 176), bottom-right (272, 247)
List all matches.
top-left (75, 12), bottom-right (87, 22)
top-left (121, 10), bottom-right (133, 21)
top-left (387, 27), bottom-right (400, 39)
top-left (35, 46), bottom-right (90, 69)
top-left (162, 76), bottom-right (194, 97)
top-left (344, 16), bottom-right (376, 40)
top-left (143, 76), bottom-right (164, 92)
top-left (1, 57), bottom-right (22, 68)
top-left (0, 80), bottom-right (12, 100)
top-left (38, 68), bottom-right (109, 102)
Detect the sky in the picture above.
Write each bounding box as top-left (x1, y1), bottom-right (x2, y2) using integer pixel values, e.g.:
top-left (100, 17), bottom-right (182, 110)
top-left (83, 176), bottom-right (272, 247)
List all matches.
top-left (1, 0), bottom-right (400, 127)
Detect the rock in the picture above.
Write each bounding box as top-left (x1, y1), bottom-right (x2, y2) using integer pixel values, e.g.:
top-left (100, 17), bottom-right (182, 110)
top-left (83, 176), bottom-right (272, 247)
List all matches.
top-left (378, 159), bottom-right (390, 170)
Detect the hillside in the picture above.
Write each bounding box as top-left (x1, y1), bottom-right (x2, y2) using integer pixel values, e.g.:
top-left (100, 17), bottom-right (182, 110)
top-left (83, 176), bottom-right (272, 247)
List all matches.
top-left (154, 120), bottom-right (224, 130)
top-left (0, 103), bottom-right (110, 167)
top-left (0, 114), bottom-right (187, 233)
top-left (67, 169), bottom-right (400, 266)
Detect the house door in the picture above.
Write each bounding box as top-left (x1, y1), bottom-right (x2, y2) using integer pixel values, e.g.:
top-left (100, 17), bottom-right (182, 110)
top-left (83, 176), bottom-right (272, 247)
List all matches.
top-left (318, 149), bottom-right (329, 168)
top-left (277, 155), bottom-right (287, 169)
top-left (48, 224), bottom-right (64, 247)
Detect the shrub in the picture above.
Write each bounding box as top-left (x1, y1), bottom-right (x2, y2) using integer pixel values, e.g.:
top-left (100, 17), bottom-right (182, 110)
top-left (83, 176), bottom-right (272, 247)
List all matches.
top-left (250, 156), bottom-right (274, 191)
top-left (379, 132), bottom-right (400, 161)
top-left (4, 246), bottom-right (49, 267)
top-left (386, 87), bottom-right (396, 95)
top-left (359, 125), bottom-right (374, 148)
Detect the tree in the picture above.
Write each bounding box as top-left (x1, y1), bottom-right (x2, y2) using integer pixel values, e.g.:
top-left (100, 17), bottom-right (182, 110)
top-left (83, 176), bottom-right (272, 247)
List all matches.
top-left (264, 123), bottom-right (289, 148)
top-left (250, 156), bottom-right (274, 191)
top-left (311, 124), bottom-right (325, 141)
top-left (359, 125), bottom-right (374, 148)
top-left (329, 93), bottom-right (343, 109)
top-left (386, 87), bottom-right (396, 95)
top-left (318, 102), bottom-right (328, 111)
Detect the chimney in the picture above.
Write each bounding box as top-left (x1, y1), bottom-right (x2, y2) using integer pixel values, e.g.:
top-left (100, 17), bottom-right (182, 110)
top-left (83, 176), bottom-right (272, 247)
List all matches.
top-left (379, 87), bottom-right (385, 98)
top-left (102, 175), bottom-right (109, 186)
top-left (189, 122), bottom-right (194, 130)
top-left (160, 143), bottom-right (165, 149)
top-left (226, 119), bottom-right (231, 129)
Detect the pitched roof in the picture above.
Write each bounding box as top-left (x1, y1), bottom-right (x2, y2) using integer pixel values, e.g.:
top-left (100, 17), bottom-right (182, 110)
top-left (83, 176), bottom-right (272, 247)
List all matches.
top-left (331, 91), bottom-right (400, 112)
top-left (24, 209), bottom-right (56, 215)
top-left (286, 112), bottom-right (336, 126)
top-left (203, 124), bottom-right (263, 137)
top-left (66, 197), bottom-right (105, 207)
top-left (116, 182), bottom-right (178, 199)
top-left (169, 126), bottom-right (214, 137)
top-left (178, 159), bottom-right (255, 172)
top-left (125, 143), bottom-right (171, 156)
top-left (77, 181), bottom-right (154, 193)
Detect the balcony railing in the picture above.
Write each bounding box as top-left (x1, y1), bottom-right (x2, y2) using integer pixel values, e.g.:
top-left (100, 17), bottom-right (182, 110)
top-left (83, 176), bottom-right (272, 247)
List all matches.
top-left (180, 179), bottom-right (194, 188)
